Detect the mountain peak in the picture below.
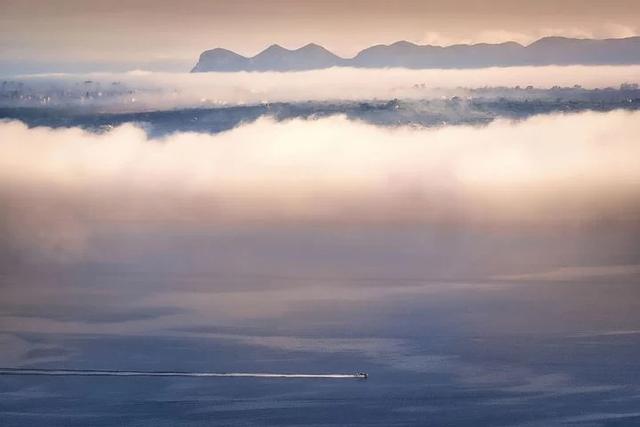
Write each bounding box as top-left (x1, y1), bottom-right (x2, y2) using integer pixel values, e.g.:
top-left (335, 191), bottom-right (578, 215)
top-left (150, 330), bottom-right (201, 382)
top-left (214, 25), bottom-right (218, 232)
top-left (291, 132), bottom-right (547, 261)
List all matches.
top-left (527, 36), bottom-right (577, 47)
top-left (260, 44), bottom-right (290, 54)
top-left (199, 47), bottom-right (246, 58)
top-left (299, 43), bottom-right (323, 50)
top-left (389, 40), bottom-right (418, 48)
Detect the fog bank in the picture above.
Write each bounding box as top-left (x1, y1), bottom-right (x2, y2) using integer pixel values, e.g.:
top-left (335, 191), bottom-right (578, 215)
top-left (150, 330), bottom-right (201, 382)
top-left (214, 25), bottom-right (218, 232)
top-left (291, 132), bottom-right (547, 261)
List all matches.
top-left (6, 65), bottom-right (640, 110)
top-left (1, 111), bottom-right (639, 258)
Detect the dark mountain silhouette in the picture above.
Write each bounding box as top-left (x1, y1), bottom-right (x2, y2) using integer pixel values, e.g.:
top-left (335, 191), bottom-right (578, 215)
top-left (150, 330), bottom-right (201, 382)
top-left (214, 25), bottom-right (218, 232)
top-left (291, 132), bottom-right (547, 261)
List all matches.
top-left (191, 48), bottom-right (248, 72)
top-left (524, 36), bottom-right (640, 65)
top-left (192, 43), bottom-right (345, 72)
top-left (351, 40), bottom-right (525, 68)
top-left (192, 36), bottom-right (640, 72)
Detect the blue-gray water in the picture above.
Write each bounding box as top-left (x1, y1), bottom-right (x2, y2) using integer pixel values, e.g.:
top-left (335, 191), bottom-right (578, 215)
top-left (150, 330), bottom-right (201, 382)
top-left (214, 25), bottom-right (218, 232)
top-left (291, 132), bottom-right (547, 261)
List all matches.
top-left (2, 267), bottom-right (640, 426)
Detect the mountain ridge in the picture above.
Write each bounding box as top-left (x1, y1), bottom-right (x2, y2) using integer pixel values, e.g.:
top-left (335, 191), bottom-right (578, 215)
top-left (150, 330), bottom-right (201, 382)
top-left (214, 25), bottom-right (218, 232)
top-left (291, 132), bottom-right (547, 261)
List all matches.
top-left (191, 36), bottom-right (640, 72)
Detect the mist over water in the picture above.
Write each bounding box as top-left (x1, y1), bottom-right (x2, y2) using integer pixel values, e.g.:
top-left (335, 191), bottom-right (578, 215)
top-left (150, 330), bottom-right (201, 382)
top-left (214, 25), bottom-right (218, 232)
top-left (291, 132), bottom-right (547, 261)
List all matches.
top-left (1, 67), bottom-right (640, 426)
top-left (3, 65), bottom-right (640, 110)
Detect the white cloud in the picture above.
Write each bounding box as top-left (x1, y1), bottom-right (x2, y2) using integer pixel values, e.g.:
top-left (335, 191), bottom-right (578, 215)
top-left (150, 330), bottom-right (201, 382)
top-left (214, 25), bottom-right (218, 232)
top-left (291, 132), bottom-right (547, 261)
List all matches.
top-left (1, 110), bottom-right (639, 258)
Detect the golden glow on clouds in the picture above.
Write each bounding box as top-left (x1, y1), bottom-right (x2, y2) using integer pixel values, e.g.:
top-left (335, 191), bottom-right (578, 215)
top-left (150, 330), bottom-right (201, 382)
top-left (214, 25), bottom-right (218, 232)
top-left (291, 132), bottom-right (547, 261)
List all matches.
top-left (1, 110), bottom-right (639, 257)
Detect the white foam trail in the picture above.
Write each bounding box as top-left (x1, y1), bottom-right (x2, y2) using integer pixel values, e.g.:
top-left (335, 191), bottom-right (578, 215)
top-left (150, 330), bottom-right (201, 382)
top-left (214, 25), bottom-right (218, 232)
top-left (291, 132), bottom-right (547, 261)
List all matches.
top-left (0, 368), bottom-right (367, 379)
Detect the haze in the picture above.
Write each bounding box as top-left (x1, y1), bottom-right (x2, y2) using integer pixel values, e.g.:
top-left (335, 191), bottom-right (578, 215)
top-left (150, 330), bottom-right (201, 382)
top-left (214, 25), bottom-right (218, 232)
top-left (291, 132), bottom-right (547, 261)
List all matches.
top-left (2, 2), bottom-right (640, 425)
top-left (1, 0), bottom-right (640, 73)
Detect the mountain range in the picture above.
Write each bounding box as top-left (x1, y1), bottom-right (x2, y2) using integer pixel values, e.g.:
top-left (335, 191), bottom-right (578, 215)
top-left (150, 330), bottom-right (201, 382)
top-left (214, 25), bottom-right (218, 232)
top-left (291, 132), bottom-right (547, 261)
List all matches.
top-left (192, 37), bottom-right (640, 72)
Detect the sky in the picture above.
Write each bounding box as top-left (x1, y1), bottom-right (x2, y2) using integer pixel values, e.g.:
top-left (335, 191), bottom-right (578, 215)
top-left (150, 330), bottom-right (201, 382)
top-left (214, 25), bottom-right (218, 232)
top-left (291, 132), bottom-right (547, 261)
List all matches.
top-left (1, 0), bottom-right (640, 72)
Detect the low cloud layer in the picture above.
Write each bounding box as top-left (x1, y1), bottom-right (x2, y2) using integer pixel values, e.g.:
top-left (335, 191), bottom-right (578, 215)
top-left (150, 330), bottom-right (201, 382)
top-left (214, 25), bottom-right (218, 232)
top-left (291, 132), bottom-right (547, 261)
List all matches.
top-left (1, 110), bottom-right (639, 259)
top-left (7, 65), bottom-right (640, 111)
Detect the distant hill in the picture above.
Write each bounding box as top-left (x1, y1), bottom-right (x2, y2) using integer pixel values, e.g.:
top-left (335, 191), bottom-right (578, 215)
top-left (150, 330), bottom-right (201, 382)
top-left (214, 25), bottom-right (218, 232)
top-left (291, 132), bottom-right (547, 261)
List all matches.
top-left (192, 43), bottom-right (345, 72)
top-left (192, 36), bottom-right (640, 72)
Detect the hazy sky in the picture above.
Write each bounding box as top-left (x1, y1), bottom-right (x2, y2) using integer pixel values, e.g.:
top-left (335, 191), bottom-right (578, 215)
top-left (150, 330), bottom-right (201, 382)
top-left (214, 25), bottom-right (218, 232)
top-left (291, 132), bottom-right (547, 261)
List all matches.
top-left (1, 0), bottom-right (640, 72)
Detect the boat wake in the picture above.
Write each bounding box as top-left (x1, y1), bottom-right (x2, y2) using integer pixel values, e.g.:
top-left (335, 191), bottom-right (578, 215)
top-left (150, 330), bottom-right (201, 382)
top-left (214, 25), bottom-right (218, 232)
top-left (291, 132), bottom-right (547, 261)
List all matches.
top-left (0, 368), bottom-right (367, 379)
